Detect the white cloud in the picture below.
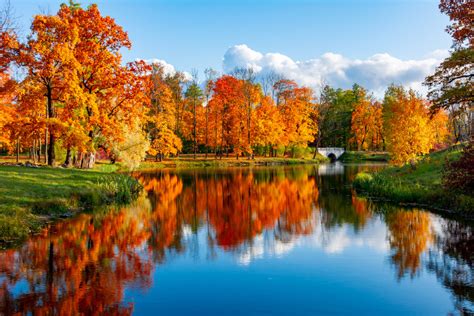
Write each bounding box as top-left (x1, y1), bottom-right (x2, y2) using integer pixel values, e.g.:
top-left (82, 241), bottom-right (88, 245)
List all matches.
top-left (141, 58), bottom-right (192, 81)
top-left (223, 44), bottom-right (448, 97)
top-left (310, 220), bottom-right (389, 254)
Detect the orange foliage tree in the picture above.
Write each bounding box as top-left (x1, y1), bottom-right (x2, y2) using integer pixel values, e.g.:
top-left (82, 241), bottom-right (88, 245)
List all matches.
top-left (350, 89), bottom-right (384, 151)
top-left (147, 63), bottom-right (182, 160)
top-left (2, 3), bottom-right (151, 168)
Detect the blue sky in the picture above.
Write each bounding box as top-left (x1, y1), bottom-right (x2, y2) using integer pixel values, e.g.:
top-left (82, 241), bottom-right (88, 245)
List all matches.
top-left (11, 0), bottom-right (452, 94)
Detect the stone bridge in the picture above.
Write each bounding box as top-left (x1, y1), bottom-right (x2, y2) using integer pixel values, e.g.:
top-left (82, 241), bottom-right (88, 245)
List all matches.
top-left (317, 147), bottom-right (345, 160)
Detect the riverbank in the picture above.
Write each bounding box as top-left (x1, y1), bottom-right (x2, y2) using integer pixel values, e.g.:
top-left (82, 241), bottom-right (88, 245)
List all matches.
top-left (0, 165), bottom-right (141, 247)
top-left (340, 151), bottom-right (389, 162)
top-left (0, 155), bottom-right (329, 246)
top-left (353, 146), bottom-right (474, 218)
top-left (125, 155), bottom-right (329, 171)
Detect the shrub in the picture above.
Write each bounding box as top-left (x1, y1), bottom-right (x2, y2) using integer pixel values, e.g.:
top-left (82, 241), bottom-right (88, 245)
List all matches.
top-left (443, 141), bottom-right (474, 195)
top-left (96, 174), bottom-right (142, 204)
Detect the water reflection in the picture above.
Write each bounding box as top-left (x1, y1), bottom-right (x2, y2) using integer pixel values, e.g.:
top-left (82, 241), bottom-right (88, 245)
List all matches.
top-left (0, 164), bottom-right (473, 314)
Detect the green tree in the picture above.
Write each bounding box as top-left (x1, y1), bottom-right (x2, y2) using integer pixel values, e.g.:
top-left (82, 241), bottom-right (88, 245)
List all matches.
top-left (319, 85), bottom-right (361, 148)
top-left (185, 74), bottom-right (203, 159)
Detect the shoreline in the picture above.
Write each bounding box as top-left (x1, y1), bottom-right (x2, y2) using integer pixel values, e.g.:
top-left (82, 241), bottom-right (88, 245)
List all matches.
top-left (352, 146), bottom-right (473, 220)
top-left (0, 165), bottom-right (141, 248)
top-left (0, 157), bottom-right (328, 247)
top-left (130, 156), bottom-right (330, 171)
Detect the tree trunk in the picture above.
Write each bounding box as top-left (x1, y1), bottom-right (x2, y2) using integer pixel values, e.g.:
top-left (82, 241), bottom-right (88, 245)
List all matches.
top-left (205, 105), bottom-right (209, 159)
top-left (46, 86), bottom-right (55, 166)
top-left (33, 140), bottom-right (37, 163)
top-left (75, 151), bottom-right (96, 169)
top-left (247, 101), bottom-right (251, 160)
top-left (64, 147), bottom-right (72, 167)
top-left (44, 129), bottom-right (48, 164)
top-left (193, 100), bottom-right (197, 160)
top-left (38, 137), bottom-right (42, 163)
top-left (48, 130), bottom-right (55, 166)
top-left (16, 137), bottom-right (20, 163)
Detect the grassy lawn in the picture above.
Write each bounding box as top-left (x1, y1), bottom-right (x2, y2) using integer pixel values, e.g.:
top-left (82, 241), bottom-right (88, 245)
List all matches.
top-left (353, 145), bottom-right (473, 217)
top-left (0, 165), bottom-right (139, 247)
top-left (340, 151), bottom-right (390, 162)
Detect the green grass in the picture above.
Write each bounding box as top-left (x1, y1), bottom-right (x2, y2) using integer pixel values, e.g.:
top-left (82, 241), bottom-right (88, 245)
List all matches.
top-left (0, 165), bottom-right (141, 246)
top-left (340, 151), bottom-right (390, 162)
top-left (353, 145), bottom-right (474, 217)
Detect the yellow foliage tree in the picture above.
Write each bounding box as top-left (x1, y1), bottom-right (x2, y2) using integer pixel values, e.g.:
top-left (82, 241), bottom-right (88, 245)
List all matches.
top-left (383, 86), bottom-right (449, 164)
top-left (149, 126), bottom-right (183, 161)
top-left (274, 80), bottom-right (318, 155)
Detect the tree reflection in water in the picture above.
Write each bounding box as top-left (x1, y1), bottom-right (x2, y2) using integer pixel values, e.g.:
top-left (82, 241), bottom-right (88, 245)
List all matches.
top-left (0, 165), bottom-right (472, 314)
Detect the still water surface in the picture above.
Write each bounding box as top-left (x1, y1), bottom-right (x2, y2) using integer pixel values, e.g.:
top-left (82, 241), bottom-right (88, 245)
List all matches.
top-left (1, 163), bottom-right (473, 315)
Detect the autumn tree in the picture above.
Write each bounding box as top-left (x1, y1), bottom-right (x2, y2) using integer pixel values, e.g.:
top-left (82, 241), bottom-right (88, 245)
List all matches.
top-left (0, 0), bottom-right (16, 73)
top-left (274, 79), bottom-right (318, 157)
top-left (425, 0), bottom-right (473, 140)
top-left (0, 73), bottom-right (15, 151)
top-left (208, 75), bottom-right (245, 157)
top-left (383, 85), bottom-right (449, 164)
top-left (233, 67), bottom-right (260, 158)
top-left (439, 0), bottom-right (473, 48)
top-left (350, 89), bottom-right (384, 151)
top-left (184, 72), bottom-right (204, 159)
top-left (151, 127), bottom-right (182, 161)
top-left (258, 70), bottom-right (283, 101)
top-left (164, 71), bottom-right (187, 136)
top-left (65, 4), bottom-right (152, 168)
top-left (14, 5), bottom-right (79, 166)
top-left (1, 2), bottom-right (151, 168)
top-left (203, 68), bottom-right (218, 158)
top-left (147, 63), bottom-right (182, 161)
top-left (253, 95), bottom-right (284, 156)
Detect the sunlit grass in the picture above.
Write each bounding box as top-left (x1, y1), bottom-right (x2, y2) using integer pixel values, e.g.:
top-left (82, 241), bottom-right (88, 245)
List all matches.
top-left (0, 165), bottom-right (141, 246)
top-left (340, 151), bottom-right (390, 162)
top-left (353, 146), bottom-right (474, 215)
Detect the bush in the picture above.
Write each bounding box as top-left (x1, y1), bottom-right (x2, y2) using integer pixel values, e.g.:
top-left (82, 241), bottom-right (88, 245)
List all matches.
top-left (353, 172), bottom-right (374, 190)
top-left (443, 141), bottom-right (474, 195)
top-left (96, 174), bottom-right (142, 204)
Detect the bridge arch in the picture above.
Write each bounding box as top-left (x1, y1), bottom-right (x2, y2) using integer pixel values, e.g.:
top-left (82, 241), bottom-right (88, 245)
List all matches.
top-left (317, 147), bottom-right (345, 161)
top-left (327, 153), bottom-right (337, 161)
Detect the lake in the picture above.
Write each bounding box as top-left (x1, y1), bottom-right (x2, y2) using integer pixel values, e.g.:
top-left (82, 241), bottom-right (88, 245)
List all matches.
top-left (1, 163), bottom-right (473, 315)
